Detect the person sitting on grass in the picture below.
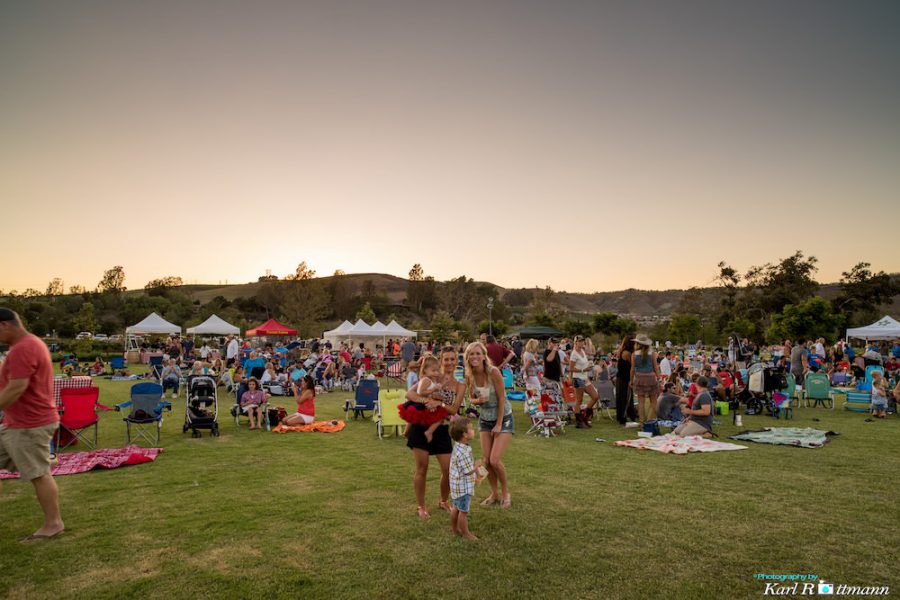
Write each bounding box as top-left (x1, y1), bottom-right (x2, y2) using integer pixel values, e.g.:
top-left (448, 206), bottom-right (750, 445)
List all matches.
top-left (239, 377), bottom-right (269, 430)
top-left (283, 374), bottom-right (316, 426)
top-left (656, 382), bottom-right (684, 424)
top-left (449, 417), bottom-right (482, 541)
top-left (673, 376), bottom-right (714, 438)
top-left (89, 357), bottom-right (104, 376)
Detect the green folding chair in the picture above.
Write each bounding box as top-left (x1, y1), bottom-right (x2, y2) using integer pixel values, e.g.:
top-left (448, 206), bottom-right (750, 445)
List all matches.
top-left (803, 372), bottom-right (833, 409)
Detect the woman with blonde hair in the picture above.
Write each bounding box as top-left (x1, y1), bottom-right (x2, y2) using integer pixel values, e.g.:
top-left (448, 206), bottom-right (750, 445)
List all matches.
top-left (630, 334), bottom-right (661, 423)
top-left (465, 341), bottom-right (513, 508)
top-left (568, 336), bottom-right (600, 428)
top-left (521, 338), bottom-right (541, 398)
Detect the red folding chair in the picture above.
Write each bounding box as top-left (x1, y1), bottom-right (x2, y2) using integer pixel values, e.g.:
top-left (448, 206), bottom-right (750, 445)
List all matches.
top-left (56, 387), bottom-right (111, 451)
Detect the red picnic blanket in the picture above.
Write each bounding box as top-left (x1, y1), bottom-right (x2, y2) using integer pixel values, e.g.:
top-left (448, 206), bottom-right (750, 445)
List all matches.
top-left (0, 445), bottom-right (163, 479)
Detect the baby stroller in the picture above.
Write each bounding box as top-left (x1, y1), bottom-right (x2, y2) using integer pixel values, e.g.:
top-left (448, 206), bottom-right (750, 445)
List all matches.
top-left (744, 362), bottom-right (786, 416)
top-left (183, 375), bottom-right (219, 438)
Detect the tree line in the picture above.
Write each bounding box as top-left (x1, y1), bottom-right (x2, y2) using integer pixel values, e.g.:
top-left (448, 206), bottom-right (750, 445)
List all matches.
top-left (0, 253), bottom-right (896, 345)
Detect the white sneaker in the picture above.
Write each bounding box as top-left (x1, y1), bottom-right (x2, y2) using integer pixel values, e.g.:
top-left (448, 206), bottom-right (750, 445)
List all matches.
top-left (624, 421), bottom-right (639, 429)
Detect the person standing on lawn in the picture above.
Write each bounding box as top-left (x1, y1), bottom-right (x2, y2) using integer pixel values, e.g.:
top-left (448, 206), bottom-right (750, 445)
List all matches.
top-left (404, 346), bottom-right (465, 520)
top-left (0, 308), bottom-right (65, 542)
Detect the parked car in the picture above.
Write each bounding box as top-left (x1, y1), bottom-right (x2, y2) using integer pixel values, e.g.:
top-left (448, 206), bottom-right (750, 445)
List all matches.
top-left (108, 334), bottom-right (124, 343)
top-left (93, 333), bottom-right (109, 342)
top-left (75, 332), bottom-right (93, 340)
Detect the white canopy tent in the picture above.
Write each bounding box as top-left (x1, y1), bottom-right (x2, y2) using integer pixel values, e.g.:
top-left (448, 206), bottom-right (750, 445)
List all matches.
top-left (846, 316), bottom-right (900, 341)
top-left (126, 312), bottom-right (181, 335)
top-left (322, 320), bottom-right (354, 347)
top-left (383, 320), bottom-right (418, 338)
top-left (186, 314), bottom-right (240, 336)
top-left (125, 312), bottom-right (181, 351)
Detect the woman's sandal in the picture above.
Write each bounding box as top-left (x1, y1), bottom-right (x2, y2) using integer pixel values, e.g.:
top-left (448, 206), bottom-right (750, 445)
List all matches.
top-left (438, 500), bottom-right (452, 513)
top-left (417, 506), bottom-right (431, 520)
top-left (480, 496), bottom-right (499, 506)
top-left (500, 497), bottom-right (512, 509)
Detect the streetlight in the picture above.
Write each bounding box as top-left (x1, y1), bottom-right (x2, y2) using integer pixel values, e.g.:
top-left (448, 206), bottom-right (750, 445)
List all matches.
top-left (487, 297), bottom-right (494, 337)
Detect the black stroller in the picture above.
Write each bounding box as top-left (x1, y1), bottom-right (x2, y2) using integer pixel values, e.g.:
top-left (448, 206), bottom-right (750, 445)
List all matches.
top-left (743, 362), bottom-right (787, 416)
top-left (183, 375), bottom-right (220, 437)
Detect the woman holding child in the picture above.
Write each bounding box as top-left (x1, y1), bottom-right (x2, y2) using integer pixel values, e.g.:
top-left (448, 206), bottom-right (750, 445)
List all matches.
top-left (465, 341), bottom-right (513, 509)
top-left (404, 347), bottom-right (465, 520)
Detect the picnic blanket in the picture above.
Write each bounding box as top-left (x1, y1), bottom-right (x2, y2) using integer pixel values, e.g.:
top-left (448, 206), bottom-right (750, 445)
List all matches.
top-left (271, 420), bottom-right (345, 433)
top-left (729, 427), bottom-right (837, 449)
top-left (614, 433), bottom-right (747, 454)
top-left (0, 445), bottom-right (162, 479)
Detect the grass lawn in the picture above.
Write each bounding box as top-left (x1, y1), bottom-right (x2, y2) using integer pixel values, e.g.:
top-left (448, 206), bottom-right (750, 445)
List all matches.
top-left (1, 372), bottom-right (898, 599)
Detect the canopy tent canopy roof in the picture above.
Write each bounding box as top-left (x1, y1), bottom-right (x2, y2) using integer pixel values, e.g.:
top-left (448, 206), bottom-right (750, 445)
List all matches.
top-left (383, 320), bottom-right (417, 337)
top-left (125, 312), bottom-right (181, 335)
top-left (322, 320), bottom-right (354, 337)
top-left (846, 315), bottom-right (900, 341)
top-left (515, 325), bottom-right (565, 339)
top-left (186, 314), bottom-right (240, 335)
top-left (347, 319), bottom-right (375, 336)
top-left (245, 319), bottom-right (297, 337)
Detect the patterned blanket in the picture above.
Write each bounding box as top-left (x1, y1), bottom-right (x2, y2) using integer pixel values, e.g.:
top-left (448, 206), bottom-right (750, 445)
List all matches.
top-left (614, 434), bottom-right (747, 454)
top-left (0, 445), bottom-right (162, 479)
top-left (729, 427), bottom-right (837, 448)
top-left (271, 420), bottom-right (345, 433)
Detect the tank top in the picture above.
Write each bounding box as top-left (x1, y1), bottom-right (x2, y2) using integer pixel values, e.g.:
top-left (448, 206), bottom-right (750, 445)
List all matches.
top-left (634, 352), bottom-right (655, 373)
top-left (474, 377), bottom-right (512, 422)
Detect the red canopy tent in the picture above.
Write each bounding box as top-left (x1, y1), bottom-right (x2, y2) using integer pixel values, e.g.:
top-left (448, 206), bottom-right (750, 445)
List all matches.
top-left (245, 319), bottom-right (298, 337)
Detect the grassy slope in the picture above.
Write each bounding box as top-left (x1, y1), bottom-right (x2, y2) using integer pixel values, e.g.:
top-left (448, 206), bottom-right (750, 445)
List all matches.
top-left (1, 373), bottom-right (898, 599)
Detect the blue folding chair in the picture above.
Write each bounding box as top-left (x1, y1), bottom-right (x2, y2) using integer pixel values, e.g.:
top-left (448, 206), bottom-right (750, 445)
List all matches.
top-left (865, 365), bottom-right (884, 383)
top-left (116, 382), bottom-right (171, 446)
top-left (346, 379), bottom-right (379, 419)
top-left (110, 356), bottom-right (127, 371)
top-left (148, 355), bottom-right (165, 380)
top-left (501, 368), bottom-right (514, 390)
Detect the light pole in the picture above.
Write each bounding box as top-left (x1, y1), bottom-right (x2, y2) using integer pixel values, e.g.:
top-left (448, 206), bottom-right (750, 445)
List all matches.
top-left (487, 297), bottom-right (494, 337)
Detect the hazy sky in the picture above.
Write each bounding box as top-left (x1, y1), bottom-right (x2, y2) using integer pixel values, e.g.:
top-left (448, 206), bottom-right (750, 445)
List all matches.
top-left (2, 0), bottom-right (899, 294)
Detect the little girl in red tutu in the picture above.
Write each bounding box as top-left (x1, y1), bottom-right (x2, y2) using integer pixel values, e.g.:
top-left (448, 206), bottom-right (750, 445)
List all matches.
top-left (398, 354), bottom-right (448, 442)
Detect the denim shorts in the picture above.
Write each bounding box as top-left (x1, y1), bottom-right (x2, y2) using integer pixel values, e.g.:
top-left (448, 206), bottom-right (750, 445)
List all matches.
top-left (572, 377), bottom-right (589, 389)
top-left (480, 412), bottom-right (514, 434)
top-left (872, 399), bottom-right (887, 410)
top-left (452, 493), bottom-right (472, 513)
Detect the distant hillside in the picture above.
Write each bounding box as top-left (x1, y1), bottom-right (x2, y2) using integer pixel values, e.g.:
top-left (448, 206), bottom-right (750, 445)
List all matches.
top-left (168, 273), bottom-right (900, 319)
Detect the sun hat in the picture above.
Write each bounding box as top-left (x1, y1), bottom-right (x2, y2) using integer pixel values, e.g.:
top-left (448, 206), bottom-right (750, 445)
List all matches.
top-left (634, 334), bottom-right (653, 347)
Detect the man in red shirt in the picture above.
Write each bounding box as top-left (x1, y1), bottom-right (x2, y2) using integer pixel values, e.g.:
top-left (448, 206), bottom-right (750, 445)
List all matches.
top-left (485, 335), bottom-right (513, 369)
top-left (0, 308), bottom-right (64, 542)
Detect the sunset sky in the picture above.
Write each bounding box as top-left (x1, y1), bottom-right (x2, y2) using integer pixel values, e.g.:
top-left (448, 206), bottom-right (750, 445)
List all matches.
top-left (2, 1), bottom-right (898, 294)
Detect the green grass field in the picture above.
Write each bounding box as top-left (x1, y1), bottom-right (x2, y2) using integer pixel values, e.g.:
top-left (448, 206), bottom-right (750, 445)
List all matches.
top-left (1, 373), bottom-right (898, 599)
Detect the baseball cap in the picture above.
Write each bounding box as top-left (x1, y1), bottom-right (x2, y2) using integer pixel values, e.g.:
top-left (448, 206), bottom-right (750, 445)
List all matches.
top-left (0, 308), bottom-right (18, 322)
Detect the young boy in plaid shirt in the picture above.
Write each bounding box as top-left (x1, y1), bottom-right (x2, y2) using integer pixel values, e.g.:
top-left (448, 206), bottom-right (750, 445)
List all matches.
top-left (449, 417), bottom-right (482, 540)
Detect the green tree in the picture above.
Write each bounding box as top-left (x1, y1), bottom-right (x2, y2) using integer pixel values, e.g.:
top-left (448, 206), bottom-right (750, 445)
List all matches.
top-left (667, 314), bottom-right (702, 343)
top-left (325, 270), bottom-right (354, 319)
top-left (407, 264), bottom-right (438, 314)
top-left (724, 316), bottom-right (756, 340)
top-left (288, 261), bottom-right (316, 281)
top-left (355, 302), bottom-right (376, 323)
top-left (45, 278), bottom-right (64, 296)
top-left (766, 297), bottom-right (843, 343)
top-left (562, 319), bottom-right (593, 338)
top-left (281, 279), bottom-right (329, 337)
top-left (592, 312), bottom-right (620, 336)
top-left (502, 288), bottom-right (533, 307)
top-left (429, 310), bottom-right (456, 344)
top-left (144, 276), bottom-right (183, 294)
top-left (477, 319), bottom-right (509, 336)
top-left (73, 302), bottom-right (98, 333)
top-left (832, 262), bottom-right (900, 327)
top-left (97, 266), bottom-right (126, 293)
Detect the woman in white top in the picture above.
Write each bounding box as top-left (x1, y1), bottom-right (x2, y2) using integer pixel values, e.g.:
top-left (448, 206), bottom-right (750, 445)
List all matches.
top-left (567, 336), bottom-right (599, 428)
top-left (520, 338), bottom-right (541, 392)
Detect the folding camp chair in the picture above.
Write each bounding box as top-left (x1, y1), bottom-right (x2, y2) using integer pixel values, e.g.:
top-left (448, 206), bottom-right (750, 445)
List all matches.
top-left (56, 387), bottom-right (110, 451)
top-left (148, 355), bottom-right (165, 380)
top-left (109, 356), bottom-right (127, 372)
top-left (844, 392), bottom-right (872, 413)
top-left (865, 365), bottom-right (884, 383)
top-left (803, 373), bottom-right (833, 409)
top-left (501, 368), bottom-right (514, 390)
top-left (346, 379), bottom-right (379, 419)
top-left (376, 389), bottom-right (407, 439)
top-left (595, 380), bottom-right (616, 421)
top-left (116, 382), bottom-right (171, 446)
